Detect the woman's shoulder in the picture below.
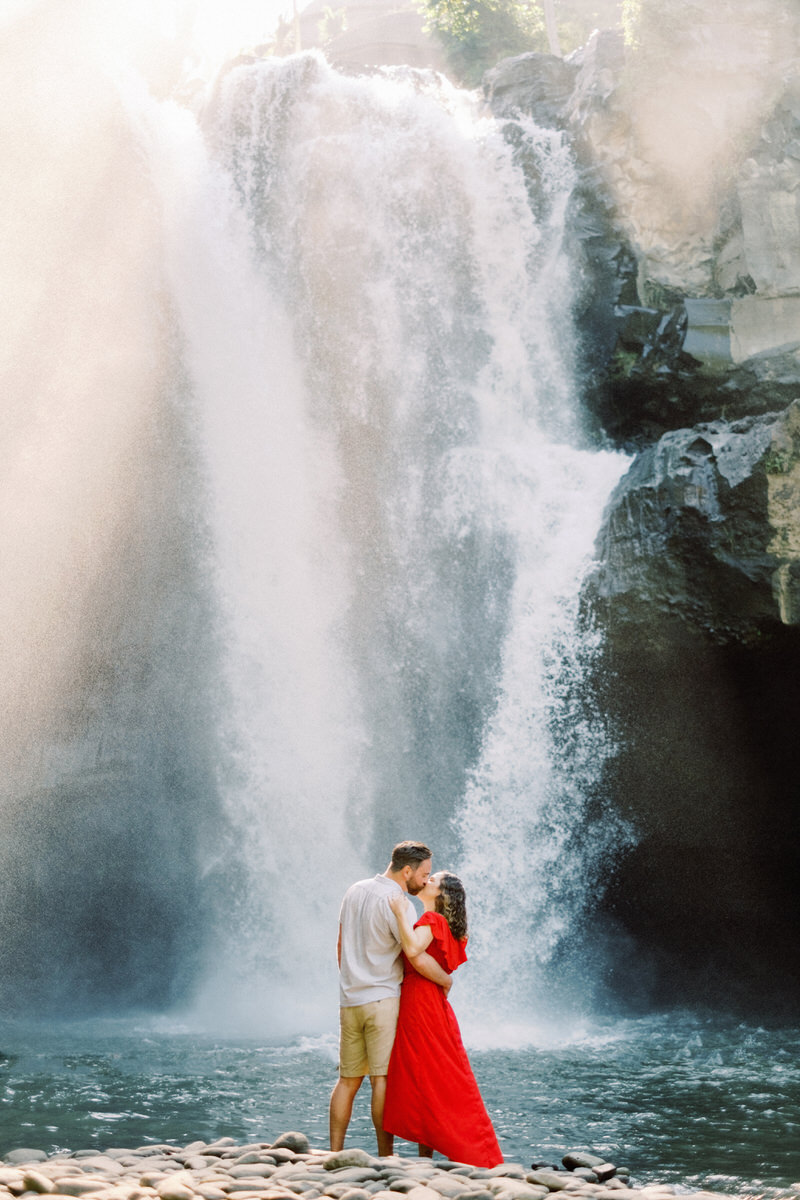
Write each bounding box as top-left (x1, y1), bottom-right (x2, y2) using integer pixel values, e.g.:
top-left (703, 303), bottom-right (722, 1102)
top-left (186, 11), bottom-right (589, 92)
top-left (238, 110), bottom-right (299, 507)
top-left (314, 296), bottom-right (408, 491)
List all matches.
top-left (417, 910), bottom-right (448, 930)
top-left (419, 911), bottom-right (467, 970)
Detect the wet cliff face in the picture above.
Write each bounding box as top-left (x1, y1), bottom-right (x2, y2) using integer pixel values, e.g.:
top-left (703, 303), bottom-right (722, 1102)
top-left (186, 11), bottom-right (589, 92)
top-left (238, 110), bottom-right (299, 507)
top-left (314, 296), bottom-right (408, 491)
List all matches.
top-left (486, 0), bottom-right (800, 1016)
top-left (583, 407), bottom-right (800, 1013)
top-left (590, 619), bottom-right (800, 1016)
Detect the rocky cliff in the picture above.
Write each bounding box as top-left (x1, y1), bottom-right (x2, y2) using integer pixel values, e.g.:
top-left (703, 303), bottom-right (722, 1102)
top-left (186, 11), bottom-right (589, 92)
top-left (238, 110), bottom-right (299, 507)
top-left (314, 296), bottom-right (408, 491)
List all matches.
top-left (484, 0), bottom-right (800, 1015)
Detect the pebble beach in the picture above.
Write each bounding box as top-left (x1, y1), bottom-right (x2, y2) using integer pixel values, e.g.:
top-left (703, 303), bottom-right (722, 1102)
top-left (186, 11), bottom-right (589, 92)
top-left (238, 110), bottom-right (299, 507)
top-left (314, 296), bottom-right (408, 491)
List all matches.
top-left (0, 1136), bottom-right (752, 1200)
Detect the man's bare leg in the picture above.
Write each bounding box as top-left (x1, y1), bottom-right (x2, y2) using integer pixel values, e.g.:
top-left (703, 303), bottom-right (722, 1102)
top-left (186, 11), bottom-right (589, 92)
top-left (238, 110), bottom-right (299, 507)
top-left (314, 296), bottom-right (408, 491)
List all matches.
top-left (418, 1144), bottom-right (433, 1158)
top-left (368, 1074), bottom-right (394, 1156)
top-left (329, 1075), bottom-right (363, 1150)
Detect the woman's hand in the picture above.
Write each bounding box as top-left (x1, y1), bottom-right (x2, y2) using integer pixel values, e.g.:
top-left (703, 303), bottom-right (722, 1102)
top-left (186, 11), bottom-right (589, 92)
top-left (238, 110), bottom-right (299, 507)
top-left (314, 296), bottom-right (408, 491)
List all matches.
top-left (388, 892), bottom-right (406, 917)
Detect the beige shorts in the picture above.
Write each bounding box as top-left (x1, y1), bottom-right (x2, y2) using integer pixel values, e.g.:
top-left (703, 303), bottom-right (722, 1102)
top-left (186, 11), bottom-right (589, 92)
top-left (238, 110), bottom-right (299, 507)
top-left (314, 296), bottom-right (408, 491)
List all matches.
top-left (338, 996), bottom-right (400, 1077)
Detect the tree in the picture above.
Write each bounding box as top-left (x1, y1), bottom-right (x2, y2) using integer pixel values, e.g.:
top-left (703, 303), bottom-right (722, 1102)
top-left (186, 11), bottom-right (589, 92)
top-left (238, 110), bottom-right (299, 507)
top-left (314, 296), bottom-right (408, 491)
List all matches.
top-left (543, 0), bottom-right (562, 55)
top-left (421, 0), bottom-right (624, 85)
top-left (420, 0), bottom-right (546, 84)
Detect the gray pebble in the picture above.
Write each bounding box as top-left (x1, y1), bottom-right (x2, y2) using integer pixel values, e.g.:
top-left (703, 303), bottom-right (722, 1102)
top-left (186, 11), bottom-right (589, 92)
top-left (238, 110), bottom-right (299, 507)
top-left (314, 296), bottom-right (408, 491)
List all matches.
top-left (425, 1179), bottom-right (476, 1198)
top-left (21, 1173), bottom-right (56, 1195)
top-left (270, 1141), bottom-right (310, 1157)
top-left (323, 1158), bottom-right (379, 1175)
top-left (525, 1175), bottom-right (571, 1193)
top-left (0, 1136), bottom-right (741, 1200)
top-left (560, 1159), bottom-right (605, 1174)
top-left (51, 1181), bottom-right (109, 1196)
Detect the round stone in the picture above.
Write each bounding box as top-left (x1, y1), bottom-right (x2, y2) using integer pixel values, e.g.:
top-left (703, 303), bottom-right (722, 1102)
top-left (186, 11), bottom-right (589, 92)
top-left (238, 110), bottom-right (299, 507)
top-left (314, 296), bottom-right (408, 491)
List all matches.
top-left (23, 1171), bottom-right (57, 1194)
top-left (270, 1137), bottom-right (310, 1156)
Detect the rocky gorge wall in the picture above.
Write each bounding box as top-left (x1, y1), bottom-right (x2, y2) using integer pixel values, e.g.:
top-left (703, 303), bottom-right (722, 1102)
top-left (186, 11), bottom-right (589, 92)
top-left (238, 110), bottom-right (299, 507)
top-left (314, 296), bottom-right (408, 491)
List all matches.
top-left (484, 0), bottom-right (800, 1015)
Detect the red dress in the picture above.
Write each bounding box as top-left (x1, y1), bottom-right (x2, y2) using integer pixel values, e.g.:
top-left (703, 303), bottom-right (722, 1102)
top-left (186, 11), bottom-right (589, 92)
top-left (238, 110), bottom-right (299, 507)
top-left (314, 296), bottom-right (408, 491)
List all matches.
top-left (383, 911), bottom-right (502, 1167)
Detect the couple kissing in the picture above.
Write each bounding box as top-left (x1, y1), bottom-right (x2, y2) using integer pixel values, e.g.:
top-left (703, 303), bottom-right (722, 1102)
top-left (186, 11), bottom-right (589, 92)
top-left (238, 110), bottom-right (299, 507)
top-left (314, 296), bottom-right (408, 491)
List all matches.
top-left (329, 840), bottom-right (502, 1167)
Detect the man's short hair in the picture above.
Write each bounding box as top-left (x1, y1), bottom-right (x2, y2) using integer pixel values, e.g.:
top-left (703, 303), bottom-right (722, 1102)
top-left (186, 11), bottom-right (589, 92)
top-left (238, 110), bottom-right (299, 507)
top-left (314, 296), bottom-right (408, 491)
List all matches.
top-left (390, 840), bottom-right (432, 871)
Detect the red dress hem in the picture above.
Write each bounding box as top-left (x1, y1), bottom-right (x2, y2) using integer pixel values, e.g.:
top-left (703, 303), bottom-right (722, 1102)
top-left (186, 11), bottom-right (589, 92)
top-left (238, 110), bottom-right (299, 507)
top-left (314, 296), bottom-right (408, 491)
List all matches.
top-left (383, 911), bottom-right (502, 1168)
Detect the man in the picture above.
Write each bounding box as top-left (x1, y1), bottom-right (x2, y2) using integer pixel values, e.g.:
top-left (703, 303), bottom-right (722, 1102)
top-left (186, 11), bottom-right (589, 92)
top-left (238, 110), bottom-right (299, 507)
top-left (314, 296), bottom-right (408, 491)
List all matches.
top-left (329, 840), bottom-right (452, 1156)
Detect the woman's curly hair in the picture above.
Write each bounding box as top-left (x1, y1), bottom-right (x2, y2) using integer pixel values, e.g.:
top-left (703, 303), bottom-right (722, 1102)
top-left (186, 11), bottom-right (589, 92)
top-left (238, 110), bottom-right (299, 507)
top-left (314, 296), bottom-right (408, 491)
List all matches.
top-left (434, 872), bottom-right (468, 942)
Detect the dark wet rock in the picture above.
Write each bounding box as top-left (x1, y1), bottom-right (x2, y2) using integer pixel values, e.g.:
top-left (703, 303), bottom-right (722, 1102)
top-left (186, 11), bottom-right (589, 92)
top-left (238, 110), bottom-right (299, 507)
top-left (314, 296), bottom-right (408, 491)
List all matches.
top-left (580, 397), bottom-right (800, 1011)
top-left (482, 13), bottom-right (800, 1018)
top-left (483, 53), bottom-right (578, 127)
top-left (482, 6), bottom-right (800, 446)
top-left (587, 403), bottom-right (800, 641)
top-left (562, 1155), bottom-right (605, 1172)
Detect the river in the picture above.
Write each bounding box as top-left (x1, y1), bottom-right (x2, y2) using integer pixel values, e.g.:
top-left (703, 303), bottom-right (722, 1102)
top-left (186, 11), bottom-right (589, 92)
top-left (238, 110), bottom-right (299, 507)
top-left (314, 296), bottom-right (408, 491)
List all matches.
top-left (1, 1014), bottom-right (798, 1194)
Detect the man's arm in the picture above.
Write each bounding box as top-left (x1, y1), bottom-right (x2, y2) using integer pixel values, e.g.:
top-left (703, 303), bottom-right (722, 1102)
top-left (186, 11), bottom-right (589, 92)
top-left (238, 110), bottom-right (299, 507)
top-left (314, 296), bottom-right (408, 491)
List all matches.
top-left (408, 949), bottom-right (452, 994)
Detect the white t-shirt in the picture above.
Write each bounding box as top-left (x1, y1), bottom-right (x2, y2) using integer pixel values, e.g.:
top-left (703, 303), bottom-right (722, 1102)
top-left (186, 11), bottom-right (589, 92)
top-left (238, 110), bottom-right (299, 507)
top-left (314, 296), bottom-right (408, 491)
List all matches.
top-left (338, 874), bottom-right (417, 1007)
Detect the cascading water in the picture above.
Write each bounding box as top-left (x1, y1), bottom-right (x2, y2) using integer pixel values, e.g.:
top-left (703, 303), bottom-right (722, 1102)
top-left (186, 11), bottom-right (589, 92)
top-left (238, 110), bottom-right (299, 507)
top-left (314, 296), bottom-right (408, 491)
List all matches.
top-left (139, 52), bottom-right (629, 1033)
top-left (0, 15), bottom-right (628, 1031)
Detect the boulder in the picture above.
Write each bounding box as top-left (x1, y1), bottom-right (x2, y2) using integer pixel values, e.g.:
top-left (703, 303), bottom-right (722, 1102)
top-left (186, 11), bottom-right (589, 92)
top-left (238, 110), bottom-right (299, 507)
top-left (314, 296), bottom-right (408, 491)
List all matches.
top-left (587, 401), bottom-right (800, 639)
top-left (483, 53), bottom-right (578, 126)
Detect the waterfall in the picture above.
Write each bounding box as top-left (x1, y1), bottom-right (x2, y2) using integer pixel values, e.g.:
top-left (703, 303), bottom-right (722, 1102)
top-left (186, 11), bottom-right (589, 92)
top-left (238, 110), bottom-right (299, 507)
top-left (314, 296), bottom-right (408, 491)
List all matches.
top-left (0, 15), bottom-right (628, 1031)
top-left (143, 53), bottom-right (628, 1033)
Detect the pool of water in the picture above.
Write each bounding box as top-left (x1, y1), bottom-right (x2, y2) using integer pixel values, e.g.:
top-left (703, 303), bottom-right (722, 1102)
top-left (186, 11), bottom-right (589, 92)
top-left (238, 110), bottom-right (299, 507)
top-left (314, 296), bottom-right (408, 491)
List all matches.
top-left (1, 1012), bottom-right (798, 1195)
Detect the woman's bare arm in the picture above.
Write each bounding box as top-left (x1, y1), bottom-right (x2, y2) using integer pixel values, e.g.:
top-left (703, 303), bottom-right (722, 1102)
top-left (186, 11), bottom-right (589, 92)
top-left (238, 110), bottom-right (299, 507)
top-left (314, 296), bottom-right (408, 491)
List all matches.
top-left (388, 891), bottom-right (433, 956)
top-left (408, 948), bottom-right (452, 993)
top-left (388, 893), bottom-right (452, 993)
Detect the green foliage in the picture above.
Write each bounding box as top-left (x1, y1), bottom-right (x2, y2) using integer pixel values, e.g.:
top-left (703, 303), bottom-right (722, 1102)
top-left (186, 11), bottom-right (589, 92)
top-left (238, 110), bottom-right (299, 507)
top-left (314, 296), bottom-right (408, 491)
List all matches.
top-left (421, 0), bottom-right (547, 85)
top-left (421, 0), bottom-right (624, 87)
top-left (763, 446), bottom-right (798, 476)
top-left (620, 0), bottom-right (641, 45)
top-left (317, 5), bottom-right (348, 45)
top-left (611, 348), bottom-right (639, 379)
top-left (558, 0), bottom-right (624, 51)
top-left (621, 0), bottom-right (706, 48)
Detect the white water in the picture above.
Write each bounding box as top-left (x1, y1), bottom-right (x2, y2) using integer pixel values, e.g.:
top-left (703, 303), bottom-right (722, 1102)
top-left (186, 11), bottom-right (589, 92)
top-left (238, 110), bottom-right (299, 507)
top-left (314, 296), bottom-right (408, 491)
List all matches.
top-left (130, 71), bottom-right (370, 1029)
top-left (143, 53), bottom-right (629, 1032)
top-left (0, 10), bottom-right (628, 1030)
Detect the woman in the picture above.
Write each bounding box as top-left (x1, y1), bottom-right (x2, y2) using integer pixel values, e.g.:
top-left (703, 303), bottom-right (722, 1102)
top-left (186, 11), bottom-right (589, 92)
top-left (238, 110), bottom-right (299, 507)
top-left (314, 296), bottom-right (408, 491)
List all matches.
top-left (383, 871), bottom-right (502, 1167)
